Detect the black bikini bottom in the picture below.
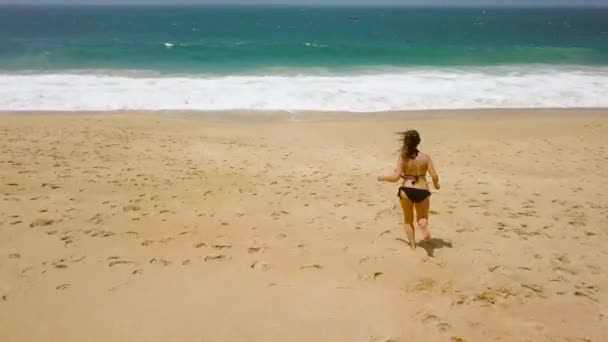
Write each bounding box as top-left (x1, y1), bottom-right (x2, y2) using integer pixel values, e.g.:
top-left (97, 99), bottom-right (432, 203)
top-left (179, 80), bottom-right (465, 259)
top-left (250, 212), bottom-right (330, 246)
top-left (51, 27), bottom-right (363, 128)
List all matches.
top-left (398, 187), bottom-right (431, 203)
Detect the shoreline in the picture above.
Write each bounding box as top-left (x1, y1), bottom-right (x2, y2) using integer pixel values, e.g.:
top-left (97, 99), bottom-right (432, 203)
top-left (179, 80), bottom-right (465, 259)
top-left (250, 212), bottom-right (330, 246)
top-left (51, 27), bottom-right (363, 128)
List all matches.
top-left (2, 107), bottom-right (607, 122)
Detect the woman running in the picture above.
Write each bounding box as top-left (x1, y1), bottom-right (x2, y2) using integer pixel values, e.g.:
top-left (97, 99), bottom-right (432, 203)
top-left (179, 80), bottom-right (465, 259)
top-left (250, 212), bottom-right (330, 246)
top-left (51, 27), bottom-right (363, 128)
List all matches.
top-left (377, 130), bottom-right (440, 250)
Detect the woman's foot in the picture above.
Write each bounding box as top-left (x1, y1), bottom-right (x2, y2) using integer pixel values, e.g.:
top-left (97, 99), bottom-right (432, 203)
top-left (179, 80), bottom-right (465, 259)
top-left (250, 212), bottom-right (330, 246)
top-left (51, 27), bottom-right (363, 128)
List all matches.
top-left (419, 226), bottom-right (431, 241)
top-left (408, 240), bottom-right (416, 250)
top-left (403, 223), bottom-right (416, 250)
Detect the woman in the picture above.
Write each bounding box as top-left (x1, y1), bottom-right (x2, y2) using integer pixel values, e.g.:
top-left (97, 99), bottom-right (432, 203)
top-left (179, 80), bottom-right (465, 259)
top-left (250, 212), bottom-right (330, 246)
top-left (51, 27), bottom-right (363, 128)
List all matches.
top-left (377, 130), bottom-right (440, 250)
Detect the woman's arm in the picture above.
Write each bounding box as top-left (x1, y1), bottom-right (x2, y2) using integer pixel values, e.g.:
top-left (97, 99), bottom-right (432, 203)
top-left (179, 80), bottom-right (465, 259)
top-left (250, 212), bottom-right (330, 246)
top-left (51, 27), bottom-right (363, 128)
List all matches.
top-left (377, 156), bottom-right (403, 183)
top-left (428, 156), bottom-right (440, 190)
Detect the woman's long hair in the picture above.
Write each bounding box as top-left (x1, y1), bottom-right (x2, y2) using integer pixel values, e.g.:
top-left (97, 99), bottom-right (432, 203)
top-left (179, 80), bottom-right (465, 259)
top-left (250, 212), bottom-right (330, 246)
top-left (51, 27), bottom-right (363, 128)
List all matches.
top-left (399, 130), bottom-right (421, 160)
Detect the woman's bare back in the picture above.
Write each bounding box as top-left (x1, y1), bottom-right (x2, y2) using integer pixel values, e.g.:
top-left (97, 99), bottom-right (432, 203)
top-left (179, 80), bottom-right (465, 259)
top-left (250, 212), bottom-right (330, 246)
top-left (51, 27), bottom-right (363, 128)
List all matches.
top-left (401, 152), bottom-right (433, 190)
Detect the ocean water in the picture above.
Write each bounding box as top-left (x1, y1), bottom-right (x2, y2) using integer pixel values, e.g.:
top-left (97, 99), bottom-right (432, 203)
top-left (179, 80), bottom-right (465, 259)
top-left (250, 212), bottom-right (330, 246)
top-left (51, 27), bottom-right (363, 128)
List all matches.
top-left (1, 5), bottom-right (608, 111)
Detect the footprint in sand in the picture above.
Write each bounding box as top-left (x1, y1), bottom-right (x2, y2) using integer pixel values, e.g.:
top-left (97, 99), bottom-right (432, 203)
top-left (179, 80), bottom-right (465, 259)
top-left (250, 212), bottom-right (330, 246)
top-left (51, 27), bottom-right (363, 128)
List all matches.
top-left (248, 246), bottom-right (264, 253)
top-left (29, 218), bottom-right (55, 228)
top-left (471, 287), bottom-right (514, 306)
top-left (108, 259), bottom-right (133, 267)
top-left (520, 283), bottom-right (547, 298)
top-left (407, 277), bottom-right (438, 292)
top-left (358, 271), bottom-right (384, 281)
top-left (141, 239), bottom-right (154, 247)
top-left (586, 263), bottom-right (602, 275)
top-left (488, 265), bottom-right (501, 272)
top-left (204, 254), bottom-right (229, 262)
top-left (573, 282), bottom-right (599, 302)
top-left (159, 236), bottom-right (174, 244)
top-left (148, 258), bottom-right (171, 266)
top-left (53, 262), bottom-right (68, 269)
top-left (56, 284), bottom-right (71, 290)
top-left (87, 214), bottom-right (104, 225)
top-left (212, 243), bottom-right (232, 250)
top-left (60, 235), bottom-right (75, 246)
top-left (132, 268), bottom-right (144, 275)
top-left (450, 337), bottom-right (466, 342)
top-left (420, 312), bottom-right (451, 332)
top-left (251, 261), bottom-right (271, 271)
top-left (70, 256), bottom-right (86, 263)
top-left (123, 205), bottom-right (141, 212)
top-left (300, 264), bottom-right (322, 270)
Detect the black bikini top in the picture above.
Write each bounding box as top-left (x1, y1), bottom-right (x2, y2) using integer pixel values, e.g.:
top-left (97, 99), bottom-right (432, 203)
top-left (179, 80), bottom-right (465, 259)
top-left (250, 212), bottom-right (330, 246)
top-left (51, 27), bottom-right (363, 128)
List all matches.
top-left (401, 173), bottom-right (426, 184)
top-left (402, 150), bottom-right (425, 184)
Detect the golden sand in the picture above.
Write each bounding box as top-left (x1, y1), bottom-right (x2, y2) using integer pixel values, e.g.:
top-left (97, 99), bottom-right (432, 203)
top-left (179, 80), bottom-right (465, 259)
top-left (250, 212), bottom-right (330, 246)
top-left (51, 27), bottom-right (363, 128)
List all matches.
top-left (1, 110), bottom-right (607, 341)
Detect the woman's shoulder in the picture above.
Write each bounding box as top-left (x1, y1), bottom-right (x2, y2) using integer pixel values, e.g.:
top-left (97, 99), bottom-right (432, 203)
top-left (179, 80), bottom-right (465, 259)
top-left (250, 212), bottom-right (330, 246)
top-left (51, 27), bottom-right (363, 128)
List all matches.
top-left (418, 151), bottom-right (431, 160)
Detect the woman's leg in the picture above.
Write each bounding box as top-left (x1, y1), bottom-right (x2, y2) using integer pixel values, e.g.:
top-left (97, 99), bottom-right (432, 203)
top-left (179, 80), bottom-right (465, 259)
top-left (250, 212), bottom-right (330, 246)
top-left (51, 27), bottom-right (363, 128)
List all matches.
top-left (414, 197), bottom-right (431, 240)
top-left (399, 196), bottom-right (416, 250)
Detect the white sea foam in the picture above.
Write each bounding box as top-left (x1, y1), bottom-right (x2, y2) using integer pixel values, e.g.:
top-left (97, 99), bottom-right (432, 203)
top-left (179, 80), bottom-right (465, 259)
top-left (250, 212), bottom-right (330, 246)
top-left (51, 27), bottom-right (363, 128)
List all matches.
top-left (1, 66), bottom-right (607, 112)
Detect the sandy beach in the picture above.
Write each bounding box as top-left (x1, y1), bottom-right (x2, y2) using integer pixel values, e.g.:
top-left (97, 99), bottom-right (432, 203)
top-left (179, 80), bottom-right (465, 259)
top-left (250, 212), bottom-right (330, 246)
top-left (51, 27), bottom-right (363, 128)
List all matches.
top-left (1, 109), bottom-right (607, 342)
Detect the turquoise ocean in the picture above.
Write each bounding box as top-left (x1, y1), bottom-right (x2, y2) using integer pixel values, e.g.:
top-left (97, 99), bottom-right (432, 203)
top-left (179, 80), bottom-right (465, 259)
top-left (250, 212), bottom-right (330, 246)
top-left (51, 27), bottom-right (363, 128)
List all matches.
top-left (1, 5), bottom-right (607, 111)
